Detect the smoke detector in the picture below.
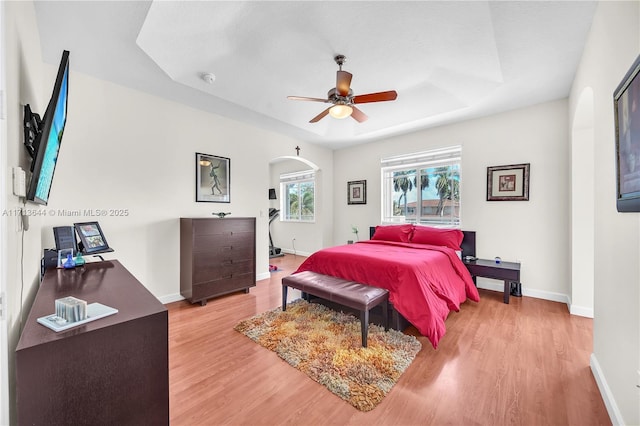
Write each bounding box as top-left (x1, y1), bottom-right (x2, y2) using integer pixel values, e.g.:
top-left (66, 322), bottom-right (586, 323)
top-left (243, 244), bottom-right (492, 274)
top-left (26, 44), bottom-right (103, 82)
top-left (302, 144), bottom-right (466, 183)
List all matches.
top-left (201, 72), bottom-right (216, 84)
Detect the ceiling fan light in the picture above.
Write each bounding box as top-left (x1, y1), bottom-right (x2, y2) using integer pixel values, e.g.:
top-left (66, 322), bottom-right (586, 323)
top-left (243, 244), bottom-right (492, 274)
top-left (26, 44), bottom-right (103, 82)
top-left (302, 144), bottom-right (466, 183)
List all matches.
top-left (329, 104), bottom-right (353, 119)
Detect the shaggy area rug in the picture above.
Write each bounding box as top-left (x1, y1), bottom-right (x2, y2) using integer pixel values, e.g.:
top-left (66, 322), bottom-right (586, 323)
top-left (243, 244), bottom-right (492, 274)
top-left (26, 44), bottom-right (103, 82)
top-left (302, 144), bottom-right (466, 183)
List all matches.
top-left (234, 299), bottom-right (422, 411)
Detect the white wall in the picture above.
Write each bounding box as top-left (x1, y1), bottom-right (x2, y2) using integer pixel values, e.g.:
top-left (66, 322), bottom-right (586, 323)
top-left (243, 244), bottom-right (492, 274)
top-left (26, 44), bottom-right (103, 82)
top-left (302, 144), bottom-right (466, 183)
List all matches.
top-left (333, 99), bottom-right (571, 301)
top-left (0, 2), bottom-right (9, 424)
top-left (569, 2), bottom-right (640, 424)
top-left (3, 2), bottom-right (48, 424)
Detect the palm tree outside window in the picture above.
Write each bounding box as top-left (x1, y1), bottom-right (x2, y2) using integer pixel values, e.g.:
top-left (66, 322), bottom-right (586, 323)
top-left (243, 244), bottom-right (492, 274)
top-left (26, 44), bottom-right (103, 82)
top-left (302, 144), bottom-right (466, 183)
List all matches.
top-left (280, 170), bottom-right (315, 222)
top-left (382, 147), bottom-right (461, 226)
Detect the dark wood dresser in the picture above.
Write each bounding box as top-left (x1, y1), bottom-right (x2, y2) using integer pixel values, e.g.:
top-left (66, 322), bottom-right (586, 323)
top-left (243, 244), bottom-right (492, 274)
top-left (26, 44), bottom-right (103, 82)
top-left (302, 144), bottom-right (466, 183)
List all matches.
top-left (180, 217), bottom-right (256, 305)
top-left (15, 260), bottom-right (169, 426)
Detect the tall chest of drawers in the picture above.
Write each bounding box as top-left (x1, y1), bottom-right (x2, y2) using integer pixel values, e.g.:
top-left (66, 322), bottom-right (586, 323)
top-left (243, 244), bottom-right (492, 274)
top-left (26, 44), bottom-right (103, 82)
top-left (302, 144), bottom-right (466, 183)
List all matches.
top-left (180, 217), bottom-right (256, 305)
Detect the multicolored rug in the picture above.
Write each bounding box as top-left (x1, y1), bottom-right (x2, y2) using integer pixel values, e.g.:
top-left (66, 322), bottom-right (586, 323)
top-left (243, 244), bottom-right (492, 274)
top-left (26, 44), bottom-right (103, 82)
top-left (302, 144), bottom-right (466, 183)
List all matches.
top-left (234, 299), bottom-right (422, 411)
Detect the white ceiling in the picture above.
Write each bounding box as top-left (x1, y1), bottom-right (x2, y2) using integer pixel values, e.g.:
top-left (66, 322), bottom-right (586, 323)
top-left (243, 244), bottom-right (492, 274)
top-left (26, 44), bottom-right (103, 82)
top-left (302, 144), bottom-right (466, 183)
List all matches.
top-left (33, 1), bottom-right (597, 149)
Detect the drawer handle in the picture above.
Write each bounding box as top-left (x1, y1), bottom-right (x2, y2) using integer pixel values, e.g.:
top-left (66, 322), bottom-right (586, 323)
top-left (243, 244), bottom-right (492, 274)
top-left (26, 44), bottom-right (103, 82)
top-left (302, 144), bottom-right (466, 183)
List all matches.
top-left (223, 260), bottom-right (233, 265)
top-left (222, 246), bottom-right (233, 251)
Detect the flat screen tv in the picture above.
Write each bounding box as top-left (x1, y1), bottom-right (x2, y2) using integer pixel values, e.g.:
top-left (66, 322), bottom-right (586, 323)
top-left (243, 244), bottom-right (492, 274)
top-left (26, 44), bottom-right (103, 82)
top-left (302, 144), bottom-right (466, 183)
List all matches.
top-left (614, 53), bottom-right (640, 212)
top-left (23, 50), bottom-right (69, 205)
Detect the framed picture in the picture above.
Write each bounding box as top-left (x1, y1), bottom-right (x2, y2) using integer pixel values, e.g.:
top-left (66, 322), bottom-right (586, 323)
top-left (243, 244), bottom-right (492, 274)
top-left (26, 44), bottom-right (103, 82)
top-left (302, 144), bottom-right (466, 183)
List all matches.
top-left (487, 163), bottom-right (530, 201)
top-left (196, 153), bottom-right (230, 203)
top-left (347, 180), bottom-right (367, 205)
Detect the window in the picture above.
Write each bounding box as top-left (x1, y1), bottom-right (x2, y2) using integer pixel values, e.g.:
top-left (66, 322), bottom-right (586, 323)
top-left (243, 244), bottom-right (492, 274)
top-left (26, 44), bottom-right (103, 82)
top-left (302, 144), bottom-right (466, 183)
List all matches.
top-left (381, 146), bottom-right (461, 226)
top-left (280, 170), bottom-right (315, 222)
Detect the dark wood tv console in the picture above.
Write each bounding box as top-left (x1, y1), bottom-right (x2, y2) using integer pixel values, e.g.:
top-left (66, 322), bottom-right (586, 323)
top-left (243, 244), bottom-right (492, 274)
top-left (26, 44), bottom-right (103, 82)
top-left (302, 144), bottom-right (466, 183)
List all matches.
top-left (15, 260), bottom-right (169, 426)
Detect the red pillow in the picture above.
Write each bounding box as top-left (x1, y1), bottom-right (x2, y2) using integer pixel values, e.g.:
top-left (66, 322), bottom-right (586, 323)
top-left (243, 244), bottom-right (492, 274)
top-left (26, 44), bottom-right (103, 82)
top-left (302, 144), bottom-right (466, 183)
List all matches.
top-left (371, 224), bottom-right (413, 243)
top-left (410, 226), bottom-right (463, 250)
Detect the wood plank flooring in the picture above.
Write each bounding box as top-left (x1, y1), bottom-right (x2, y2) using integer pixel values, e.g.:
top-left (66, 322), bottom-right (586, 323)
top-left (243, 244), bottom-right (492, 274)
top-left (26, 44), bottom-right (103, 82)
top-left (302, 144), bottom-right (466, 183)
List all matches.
top-left (167, 254), bottom-right (611, 425)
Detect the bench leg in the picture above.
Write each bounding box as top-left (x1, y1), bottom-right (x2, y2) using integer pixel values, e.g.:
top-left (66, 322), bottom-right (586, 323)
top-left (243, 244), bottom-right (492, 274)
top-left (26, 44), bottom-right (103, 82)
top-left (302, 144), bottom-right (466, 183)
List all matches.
top-left (282, 285), bottom-right (288, 311)
top-left (381, 301), bottom-right (389, 331)
top-left (360, 309), bottom-right (369, 348)
top-left (390, 306), bottom-right (400, 331)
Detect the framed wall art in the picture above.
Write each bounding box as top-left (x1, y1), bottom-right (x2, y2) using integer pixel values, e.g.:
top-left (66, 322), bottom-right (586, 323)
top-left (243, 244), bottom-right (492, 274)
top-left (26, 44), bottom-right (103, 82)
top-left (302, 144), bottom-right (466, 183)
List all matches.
top-left (347, 180), bottom-right (367, 205)
top-left (196, 153), bottom-right (230, 203)
top-left (487, 163), bottom-right (530, 201)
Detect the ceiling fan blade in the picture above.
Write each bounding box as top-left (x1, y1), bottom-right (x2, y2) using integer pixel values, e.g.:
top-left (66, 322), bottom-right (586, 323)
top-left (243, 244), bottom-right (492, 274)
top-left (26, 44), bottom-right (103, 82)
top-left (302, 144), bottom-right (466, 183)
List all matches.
top-left (350, 106), bottom-right (368, 123)
top-left (336, 71), bottom-right (352, 96)
top-left (309, 107), bottom-right (332, 123)
top-left (352, 90), bottom-right (398, 104)
top-left (287, 96), bottom-right (329, 103)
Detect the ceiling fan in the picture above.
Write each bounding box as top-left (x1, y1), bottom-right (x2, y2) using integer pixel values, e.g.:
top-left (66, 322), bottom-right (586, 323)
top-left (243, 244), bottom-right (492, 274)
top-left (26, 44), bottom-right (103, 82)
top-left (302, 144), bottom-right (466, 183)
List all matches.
top-left (287, 55), bottom-right (397, 123)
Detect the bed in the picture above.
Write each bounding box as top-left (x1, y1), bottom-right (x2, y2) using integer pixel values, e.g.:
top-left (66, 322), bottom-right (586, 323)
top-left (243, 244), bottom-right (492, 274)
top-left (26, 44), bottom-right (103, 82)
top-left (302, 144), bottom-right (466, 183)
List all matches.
top-left (293, 224), bottom-right (480, 348)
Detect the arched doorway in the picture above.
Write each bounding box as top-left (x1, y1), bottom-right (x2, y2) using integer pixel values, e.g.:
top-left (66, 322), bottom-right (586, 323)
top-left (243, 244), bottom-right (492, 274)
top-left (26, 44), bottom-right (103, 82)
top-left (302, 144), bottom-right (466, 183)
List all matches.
top-left (268, 156), bottom-right (323, 257)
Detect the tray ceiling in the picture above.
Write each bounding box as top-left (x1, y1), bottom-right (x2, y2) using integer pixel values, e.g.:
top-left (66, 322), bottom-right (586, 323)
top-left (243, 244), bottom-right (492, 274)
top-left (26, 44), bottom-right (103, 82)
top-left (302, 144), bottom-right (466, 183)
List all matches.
top-left (34, 1), bottom-right (597, 149)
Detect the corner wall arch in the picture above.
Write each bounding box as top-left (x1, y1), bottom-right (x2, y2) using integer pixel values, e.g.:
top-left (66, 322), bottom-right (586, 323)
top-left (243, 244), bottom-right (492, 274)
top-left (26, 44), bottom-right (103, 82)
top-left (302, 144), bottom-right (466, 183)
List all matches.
top-left (269, 155), bottom-right (320, 171)
top-left (267, 154), bottom-right (325, 257)
top-left (570, 86), bottom-right (595, 317)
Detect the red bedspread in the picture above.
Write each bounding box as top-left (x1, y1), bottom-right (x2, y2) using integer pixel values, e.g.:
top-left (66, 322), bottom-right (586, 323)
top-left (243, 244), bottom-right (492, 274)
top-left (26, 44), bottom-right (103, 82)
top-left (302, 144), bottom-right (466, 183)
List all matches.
top-left (294, 240), bottom-right (479, 348)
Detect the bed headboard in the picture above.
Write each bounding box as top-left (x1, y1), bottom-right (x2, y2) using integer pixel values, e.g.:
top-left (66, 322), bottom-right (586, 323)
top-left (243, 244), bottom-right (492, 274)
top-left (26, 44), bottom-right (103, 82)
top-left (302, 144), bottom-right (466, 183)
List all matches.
top-left (368, 226), bottom-right (476, 258)
top-left (460, 231), bottom-right (476, 258)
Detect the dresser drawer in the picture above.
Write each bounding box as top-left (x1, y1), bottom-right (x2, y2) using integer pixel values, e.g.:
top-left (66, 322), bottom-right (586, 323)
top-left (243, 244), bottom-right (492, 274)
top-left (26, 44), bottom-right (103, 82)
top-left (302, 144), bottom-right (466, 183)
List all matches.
top-left (192, 218), bottom-right (254, 235)
top-left (192, 258), bottom-right (254, 284)
top-left (193, 232), bottom-right (253, 253)
top-left (192, 273), bottom-right (254, 301)
top-left (465, 262), bottom-right (520, 282)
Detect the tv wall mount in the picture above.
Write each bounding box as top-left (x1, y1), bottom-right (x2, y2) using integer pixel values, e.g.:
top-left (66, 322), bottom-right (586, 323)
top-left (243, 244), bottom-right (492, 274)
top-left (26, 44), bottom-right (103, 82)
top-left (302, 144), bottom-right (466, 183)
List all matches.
top-left (23, 104), bottom-right (42, 160)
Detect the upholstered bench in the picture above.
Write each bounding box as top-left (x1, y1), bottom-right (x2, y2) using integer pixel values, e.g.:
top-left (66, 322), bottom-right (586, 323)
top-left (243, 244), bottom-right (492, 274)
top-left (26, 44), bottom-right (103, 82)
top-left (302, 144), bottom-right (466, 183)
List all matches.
top-left (282, 271), bottom-right (389, 347)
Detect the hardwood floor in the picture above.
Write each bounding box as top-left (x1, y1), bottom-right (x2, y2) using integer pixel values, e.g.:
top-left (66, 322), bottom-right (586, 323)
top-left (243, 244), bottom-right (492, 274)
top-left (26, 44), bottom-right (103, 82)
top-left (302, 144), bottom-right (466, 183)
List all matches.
top-left (167, 254), bottom-right (611, 425)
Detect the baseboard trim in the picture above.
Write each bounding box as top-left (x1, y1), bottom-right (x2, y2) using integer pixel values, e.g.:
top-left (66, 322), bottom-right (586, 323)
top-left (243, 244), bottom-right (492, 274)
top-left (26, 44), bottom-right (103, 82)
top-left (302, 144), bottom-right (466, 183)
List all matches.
top-left (256, 272), bottom-right (270, 282)
top-left (476, 278), bottom-right (570, 308)
top-left (159, 293), bottom-right (184, 304)
top-left (590, 353), bottom-right (624, 425)
top-left (569, 303), bottom-right (594, 318)
top-left (160, 272), bottom-right (273, 304)
top-left (281, 248), bottom-right (313, 257)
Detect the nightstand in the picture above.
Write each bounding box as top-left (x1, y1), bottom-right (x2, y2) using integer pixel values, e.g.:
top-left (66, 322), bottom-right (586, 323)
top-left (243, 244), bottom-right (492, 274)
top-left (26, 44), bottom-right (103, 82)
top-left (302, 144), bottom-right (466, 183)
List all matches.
top-left (464, 259), bottom-right (521, 304)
